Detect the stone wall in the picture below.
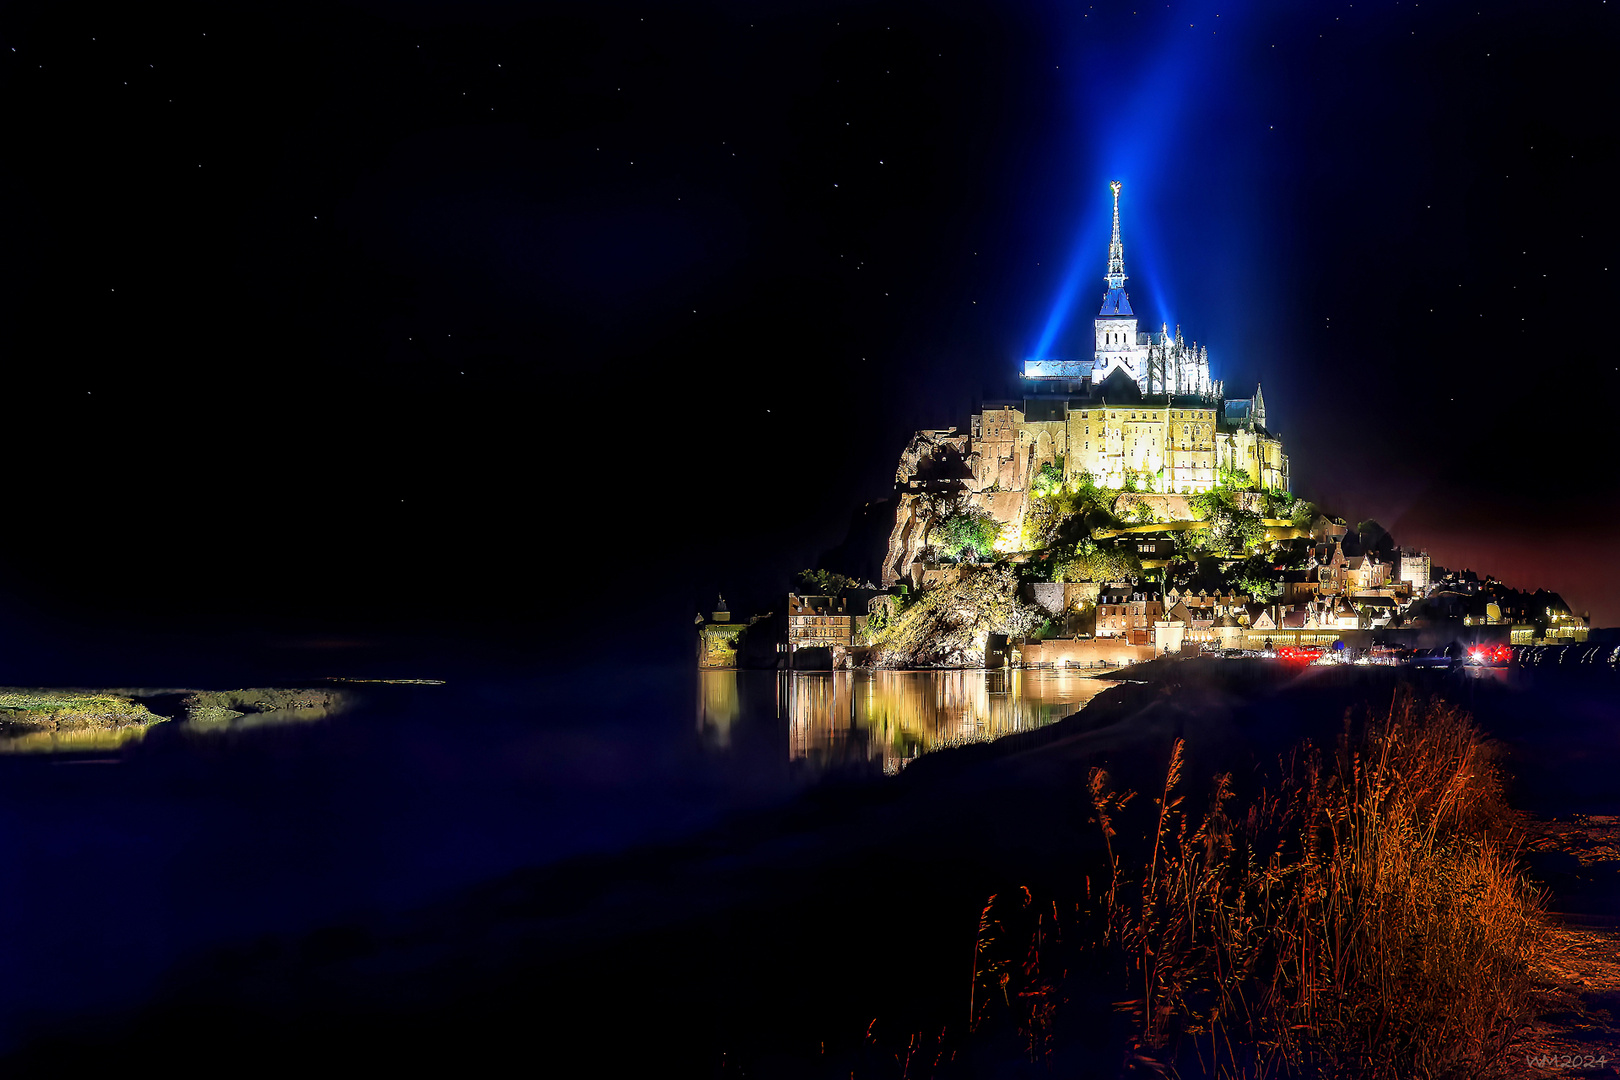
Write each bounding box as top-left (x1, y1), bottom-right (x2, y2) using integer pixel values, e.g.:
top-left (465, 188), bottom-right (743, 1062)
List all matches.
top-left (1113, 490), bottom-right (1267, 522)
top-left (1015, 638), bottom-right (1157, 667)
top-left (698, 624), bottom-right (744, 668)
top-left (1024, 582), bottom-right (1065, 617)
top-left (1064, 582), bottom-right (1101, 611)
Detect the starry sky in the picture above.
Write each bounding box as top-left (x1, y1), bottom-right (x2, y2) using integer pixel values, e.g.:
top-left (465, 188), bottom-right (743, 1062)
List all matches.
top-left (0, 0), bottom-right (1616, 656)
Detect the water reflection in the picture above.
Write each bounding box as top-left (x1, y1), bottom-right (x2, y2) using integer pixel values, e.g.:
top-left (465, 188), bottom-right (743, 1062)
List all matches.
top-left (698, 670), bottom-right (1112, 775)
top-left (0, 723), bottom-right (154, 754)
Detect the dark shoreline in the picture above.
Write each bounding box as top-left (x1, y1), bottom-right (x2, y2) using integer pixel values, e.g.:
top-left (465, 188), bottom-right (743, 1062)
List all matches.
top-left (6, 660), bottom-right (1618, 1075)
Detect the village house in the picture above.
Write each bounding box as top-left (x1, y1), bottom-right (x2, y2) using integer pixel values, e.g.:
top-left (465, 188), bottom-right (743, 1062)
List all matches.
top-left (1095, 583), bottom-right (1164, 645)
top-left (786, 593), bottom-right (867, 650)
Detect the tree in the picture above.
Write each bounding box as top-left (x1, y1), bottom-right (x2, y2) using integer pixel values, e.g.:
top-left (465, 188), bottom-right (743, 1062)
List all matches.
top-left (934, 508), bottom-right (1001, 562)
top-left (1030, 459), bottom-right (1066, 499)
top-left (1357, 518), bottom-right (1393, 554)
top-left (1056, 538), bottom-right (1141, 583)
top-left (1211, 505), bottom-right (1265, 555)
top-left (1020, 496), bottom-right (1066, 550)
top-left (797, 569), bottom-right (852, 596)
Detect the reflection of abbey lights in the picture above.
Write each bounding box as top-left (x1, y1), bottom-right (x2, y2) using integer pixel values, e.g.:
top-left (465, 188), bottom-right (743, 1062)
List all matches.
top-left (883, 183), bottom-right (1288, 586)
top-left (697, 670), bottom-right (740, 747)
top-left (779, 670), bottom-right (1108, 773)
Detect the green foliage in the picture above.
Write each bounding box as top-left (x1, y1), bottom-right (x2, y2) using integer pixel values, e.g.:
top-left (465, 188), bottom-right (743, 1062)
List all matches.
top-left (1189, 481), bottom-right (1267, 556)
top-left (1019, 469), bottom-right (1121, 552)
top-left (1020, 498), bottom-right (1066, 551)
top-left (797, 568), bottom-right (853, 597)
top-left (1030, 458), bottom-right (1066, 499)
top-left (860, 596), bottom-right (895, 642)
top-left (1211, 504), bottom-right (1266, 555)
top-left (1187, 488), bottom-right (1224, 523)
top-left (0, 690), bottom-right (165, 730)
top-left (1217, 466), bottom-right (1255, 491)
top-left (1227, 555), bottom-right (1283, 600)
top-left (1055, 538), bottom-right (1141, 584)
top-left (934, 507), bottom-right (1001, 562)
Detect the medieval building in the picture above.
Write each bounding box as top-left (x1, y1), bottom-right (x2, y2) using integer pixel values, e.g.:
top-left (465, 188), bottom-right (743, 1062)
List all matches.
top-left (883, 182), bottom-right (1290, 586)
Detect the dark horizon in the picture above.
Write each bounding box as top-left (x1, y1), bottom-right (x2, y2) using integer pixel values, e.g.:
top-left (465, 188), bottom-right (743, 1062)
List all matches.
top-left (2, 0), bottom-right (1615, 665)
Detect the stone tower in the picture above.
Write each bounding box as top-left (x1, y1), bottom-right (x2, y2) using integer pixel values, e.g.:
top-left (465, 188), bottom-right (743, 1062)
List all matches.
top-left (1093, 180), bottom-right (1143, 385)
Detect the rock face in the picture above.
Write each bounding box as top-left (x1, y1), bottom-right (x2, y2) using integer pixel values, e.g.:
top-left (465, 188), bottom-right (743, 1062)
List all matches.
top-left (882, 430), bottom-right (1029, 586)
top-left (892, 430), bottom-right (973, 487)
top-left (872, 564), bottom-right (1039, 668)
top-left (883, 492), bottom-right (937, 587)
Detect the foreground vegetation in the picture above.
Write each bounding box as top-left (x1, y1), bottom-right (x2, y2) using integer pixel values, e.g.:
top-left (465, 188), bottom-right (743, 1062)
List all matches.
top-left (852, 691), bottom-right (1548, 1076)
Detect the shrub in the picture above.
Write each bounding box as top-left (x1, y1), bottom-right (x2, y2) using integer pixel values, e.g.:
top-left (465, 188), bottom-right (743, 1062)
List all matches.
top-left (1055, 538), bottom-right (1140, 583)
top-left (796, 568), bottom-right (852, 596)
top-left (934, 507), bottom-right (1002, 562)
top-left (1030, 459), bottom-right (1065, 499)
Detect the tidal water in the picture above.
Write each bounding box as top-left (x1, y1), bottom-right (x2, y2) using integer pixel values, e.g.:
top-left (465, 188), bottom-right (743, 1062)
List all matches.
top-left (701, 668), bottom-right (1112, 775)
top-left (0, 663), bottom-right (1109, 1051)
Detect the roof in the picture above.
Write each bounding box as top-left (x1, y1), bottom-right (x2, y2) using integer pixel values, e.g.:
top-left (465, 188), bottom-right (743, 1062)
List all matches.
top-left (1099, 287), bottom-right (1134, 317)
top-left (1023, 359), bottom-right (1095, 379)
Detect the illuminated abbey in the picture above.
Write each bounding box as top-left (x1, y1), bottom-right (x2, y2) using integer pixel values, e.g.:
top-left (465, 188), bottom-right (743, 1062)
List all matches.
top-left (882, 182), bottom-right (1290, 584)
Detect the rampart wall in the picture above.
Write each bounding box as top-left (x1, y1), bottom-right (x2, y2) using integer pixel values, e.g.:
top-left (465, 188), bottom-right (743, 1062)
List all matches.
top-left (1015, 639), bottom-right (1157, 667)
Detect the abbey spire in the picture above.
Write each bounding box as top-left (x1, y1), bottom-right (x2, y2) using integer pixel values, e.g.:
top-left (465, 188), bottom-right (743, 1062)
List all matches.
top-left (1105, 179), bottom-right (1126, 291)
top-left (1098, 180), bottom-right (1134, 318)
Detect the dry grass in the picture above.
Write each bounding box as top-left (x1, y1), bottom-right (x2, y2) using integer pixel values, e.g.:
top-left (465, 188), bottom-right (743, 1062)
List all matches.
top-left (859, 691), bottom-right (1553, 1078)
top-left (1102, 690), bottom-right (1548, 1077)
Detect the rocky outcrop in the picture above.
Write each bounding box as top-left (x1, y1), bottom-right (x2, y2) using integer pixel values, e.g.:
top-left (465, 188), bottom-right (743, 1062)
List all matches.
top-left (883, 492), bottom-right (939, 586)
top-left (892, 430), bottom-right (972, 487)
top-left (871, 564), bottom-right (1040, 668)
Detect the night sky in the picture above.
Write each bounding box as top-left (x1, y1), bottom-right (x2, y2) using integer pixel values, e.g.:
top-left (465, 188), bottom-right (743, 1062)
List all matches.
top-left (1, 0), bottom-right (1616, 661)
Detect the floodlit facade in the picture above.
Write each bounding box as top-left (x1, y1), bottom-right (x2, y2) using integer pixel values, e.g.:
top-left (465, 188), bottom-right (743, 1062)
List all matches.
top-left (1398, 548), bottom-right (1432, 596)
top-left (882, 182), bottom-right (1292, 585)
top-left (1001, 181), bottom-right (1287, 496)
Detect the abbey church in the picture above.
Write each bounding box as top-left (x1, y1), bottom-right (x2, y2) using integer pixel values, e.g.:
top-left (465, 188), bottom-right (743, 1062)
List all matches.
top-left (883, 182), bottom-right (1289, 585)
